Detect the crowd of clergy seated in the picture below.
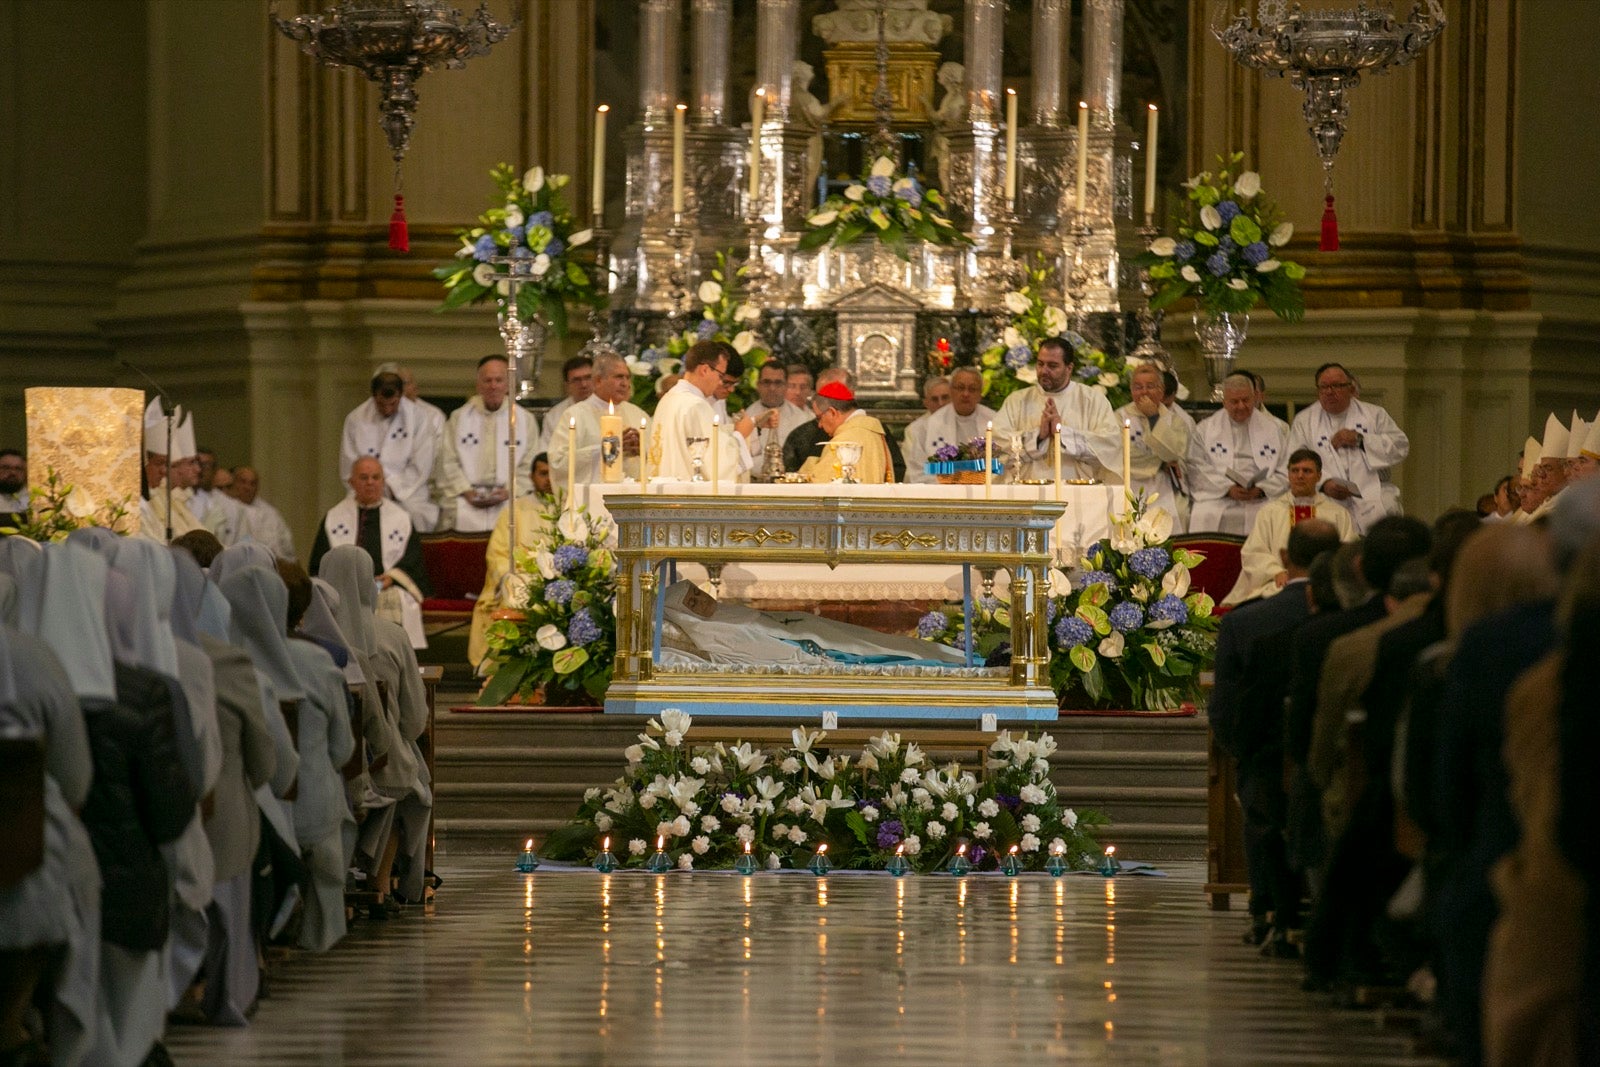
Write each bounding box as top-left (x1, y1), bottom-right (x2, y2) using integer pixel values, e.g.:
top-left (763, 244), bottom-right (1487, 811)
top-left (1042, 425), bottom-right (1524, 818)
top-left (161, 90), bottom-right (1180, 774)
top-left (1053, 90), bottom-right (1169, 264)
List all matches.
top-left (0, 527), bottom-right (435, 1066)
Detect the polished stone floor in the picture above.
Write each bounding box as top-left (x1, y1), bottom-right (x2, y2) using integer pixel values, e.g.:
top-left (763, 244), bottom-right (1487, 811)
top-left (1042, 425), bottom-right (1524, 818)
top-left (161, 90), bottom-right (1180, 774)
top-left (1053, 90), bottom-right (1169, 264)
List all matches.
top-left (165, 851), bottom-right (1442, 1066)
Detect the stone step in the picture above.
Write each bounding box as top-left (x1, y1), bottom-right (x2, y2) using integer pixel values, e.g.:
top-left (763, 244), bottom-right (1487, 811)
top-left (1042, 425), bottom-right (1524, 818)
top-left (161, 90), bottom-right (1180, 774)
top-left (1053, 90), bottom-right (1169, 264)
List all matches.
top-left (1052, 749), bottom-right (1209, 790)
top-left (1054, 784), bottom-right (1208, 827)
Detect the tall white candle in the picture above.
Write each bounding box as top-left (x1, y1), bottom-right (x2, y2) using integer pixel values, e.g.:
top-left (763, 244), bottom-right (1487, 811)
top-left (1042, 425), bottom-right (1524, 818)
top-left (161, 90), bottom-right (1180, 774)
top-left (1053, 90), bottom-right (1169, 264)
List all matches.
top-left (748, 88), bottom-right (765, 207)
top-left (711, 414), bottom-right (722, 487)
top-left (592, 104), bottom-right (609, 216)
top-left (1143, 104), bottom-right (1158, 220)
top-left (672, 103), bottom-right (687, 216)
top-left (984, 420), bottom-right (994, 500)
top-left (640, 416), bottom-right (650, 484)
top-left (1075, 101), bottom-right (1089, 217)
top-left (1121, 418), bottom-right (1133, 495)
top-left (1053, 421), bottom-right (1062, 499)
top-left (1004, 88), bottom-right (1019, 204)
top-left (566, 414), bottom-right (578, 510)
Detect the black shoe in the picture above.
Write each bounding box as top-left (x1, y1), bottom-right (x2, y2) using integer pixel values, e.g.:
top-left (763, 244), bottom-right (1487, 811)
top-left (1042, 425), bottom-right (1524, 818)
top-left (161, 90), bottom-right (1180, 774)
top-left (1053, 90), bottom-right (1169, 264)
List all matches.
top-left (1242, 919), bottom-right (1270, 946)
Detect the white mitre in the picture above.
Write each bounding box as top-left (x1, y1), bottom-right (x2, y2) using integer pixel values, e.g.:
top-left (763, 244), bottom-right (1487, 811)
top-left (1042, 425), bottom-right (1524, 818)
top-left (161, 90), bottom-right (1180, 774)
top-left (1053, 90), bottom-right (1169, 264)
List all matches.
top-left (1569, 413), bottom-right (1589, 460)
top-left (1540, 412), bottom-right (1570, 462)
top-left (173, 408), bottom-right (197, 461)
top-left (1583, 415), bottom-right (1600, 461)
top-left (1520, 436), bottom-right (1541, 480)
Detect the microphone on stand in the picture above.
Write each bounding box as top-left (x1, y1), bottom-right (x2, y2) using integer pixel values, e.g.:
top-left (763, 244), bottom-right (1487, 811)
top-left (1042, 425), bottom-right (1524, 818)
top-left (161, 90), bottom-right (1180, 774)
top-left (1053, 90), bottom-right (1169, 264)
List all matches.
top-left (122, 360), bottom-right (177, 541)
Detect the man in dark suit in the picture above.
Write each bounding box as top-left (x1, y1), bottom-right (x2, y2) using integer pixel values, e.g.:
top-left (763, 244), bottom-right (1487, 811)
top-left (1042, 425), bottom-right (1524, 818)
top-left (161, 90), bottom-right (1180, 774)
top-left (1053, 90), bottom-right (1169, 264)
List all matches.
top-left (1211, 519), bottom-right (1342, 949)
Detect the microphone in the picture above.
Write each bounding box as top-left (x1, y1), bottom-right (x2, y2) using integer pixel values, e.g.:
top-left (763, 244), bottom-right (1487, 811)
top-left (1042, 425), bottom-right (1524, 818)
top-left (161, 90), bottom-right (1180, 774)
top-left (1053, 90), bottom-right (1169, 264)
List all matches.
top-left (121, 359), bottom-right (175, 415)
top-left (121, 360), bottom-right (176, 540)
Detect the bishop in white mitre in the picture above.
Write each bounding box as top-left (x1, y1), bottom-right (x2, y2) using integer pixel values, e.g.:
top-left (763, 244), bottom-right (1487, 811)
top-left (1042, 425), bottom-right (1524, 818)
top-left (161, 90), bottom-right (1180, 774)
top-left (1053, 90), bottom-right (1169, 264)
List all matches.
top-left (1113, 363), bottom-right (1193, 529)
top-left (649, 342), bottom-right (750, 483)
top-left (903, 368), bottom-right (996, 484)
top-left (140, 398), bottom-right (206, 541)
top-left (547, 353), bottom-right (648, 486)
top-left (991, 338), bottom-right (1120, 482)
top-left (1287, 363), bottom-right (1409, 534)
top-left (1186, 374), bottom-right (1288, 535)
top-left (340, 369), bottom-right (440, 533)
top-left (434, 355), bottom-right (537, 532)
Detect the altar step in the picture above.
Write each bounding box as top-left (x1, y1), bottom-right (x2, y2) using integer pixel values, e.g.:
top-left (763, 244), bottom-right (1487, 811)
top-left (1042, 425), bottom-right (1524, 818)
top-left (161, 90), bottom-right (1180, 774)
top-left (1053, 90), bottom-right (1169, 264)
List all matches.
top-left (431, 699), bottom-right (1211, 862)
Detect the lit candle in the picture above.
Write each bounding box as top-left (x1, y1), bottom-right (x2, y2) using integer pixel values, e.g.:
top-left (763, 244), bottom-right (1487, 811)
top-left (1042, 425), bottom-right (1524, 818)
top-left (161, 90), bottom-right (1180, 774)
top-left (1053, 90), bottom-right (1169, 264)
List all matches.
top-left (640, 416), bottom-right (650, 484)
top-left (657, 835), bottom-right (665, 850)
top-left (1053, 420), bottom-right (1063, 498)
top-left (672, 103), bottom-right (687, 216)
top-left (1075, 101), bottom-right (1090, 217)
top-left (748, 88), bottom-right (765, 206)
top-left (1009, 844), bottom-right (1019, 856)
top-left (958, 843), bottom-right (968, 858)
top-left (1004, 87), bottom-right (1019, 204)
top-left (1143, 104), bottom-right (1159, 221)
top-left (566, 414), bottom-right (578, 509)
top-left (592, 104), bottom-right (609, 216)
top-left (1122, 418), bottom-right (1133, 495)
top-left (602, 836), bottom-right (610, 852)
top-left (600, 399), bottom-right (623, 483)
top-left (711, 414), bottom-right (722, 487)
top-left (984, 420), bottom-right (994, 499)
top-left (896, 844), bottom-right (904, 857)
top-left (744, 840), bottom-right (752, 855)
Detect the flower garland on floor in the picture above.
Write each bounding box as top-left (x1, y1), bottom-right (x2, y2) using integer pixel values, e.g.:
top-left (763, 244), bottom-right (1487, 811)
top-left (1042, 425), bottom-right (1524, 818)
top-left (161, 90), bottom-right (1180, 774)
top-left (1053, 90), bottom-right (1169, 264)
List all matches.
top-left (432, 163), bottom-right (603, 337)
top-left (1134, 152), bottom-right (1306, 321)
top-left (477, 498), bottom-right (616, 706)
top-left (798, 156), bottom-right (969, 261)
top-left (979, 258), bottom-right (1132, 409)
top-left (542, 712), bottom-right (1107, 872)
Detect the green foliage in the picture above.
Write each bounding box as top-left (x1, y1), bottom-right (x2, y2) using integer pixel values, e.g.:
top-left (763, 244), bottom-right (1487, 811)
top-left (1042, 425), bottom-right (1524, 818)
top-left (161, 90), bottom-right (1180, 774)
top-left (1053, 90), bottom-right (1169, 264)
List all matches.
top-left (0, 468), bottom-right (132, 541)
top-left (800, 156), bottom-right (970, 261)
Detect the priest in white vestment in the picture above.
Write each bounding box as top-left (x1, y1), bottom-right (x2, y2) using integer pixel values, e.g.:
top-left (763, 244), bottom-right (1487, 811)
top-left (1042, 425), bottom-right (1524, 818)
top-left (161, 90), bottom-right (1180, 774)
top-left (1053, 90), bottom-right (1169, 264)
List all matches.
top-left (434, 355), bottom-right (537, 531)
top-left (548, 352), bottom-right (647, 487)
top-left (903, 368), bottom-right (996, 483)
top-left (227, 466), bottom-right (296, 560)
top-left (309, 457), bottom-right (430, 648)
top-left (743, 359), bottom-right (814, 473)
top-left (1113, 363), bottom-right (1193, 528)
top-left (1287, 363), bottom-right (1409, 533)
top-left (391, 362), bottom-right (447, 445)
top-left (900, 375), bottom-right (952, 481)
top-left (1222, 448), bottom-right (1358, 605)
top-left (991, 337), bottom-right (1120, 483)
top-left (188, 448), bottom-right (240, 544)
top-left (650, 341), bottom-right (752, 482)
top-left (535, 355), bottom-right (596, 452)
top-left (1186, 374), bottom-right (1289, 536)
top-left (140, 399), bottom-right (206, 542)
top-left (340, 370), bottom-right (440, 533)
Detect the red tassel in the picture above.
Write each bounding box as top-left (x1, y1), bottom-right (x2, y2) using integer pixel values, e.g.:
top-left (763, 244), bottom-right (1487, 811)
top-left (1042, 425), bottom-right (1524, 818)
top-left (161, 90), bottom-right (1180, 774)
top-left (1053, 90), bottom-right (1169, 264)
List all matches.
top-left (388, 193), bottom-right (410, 253)
top-left (1319, 194), bottom-right (1339, 252)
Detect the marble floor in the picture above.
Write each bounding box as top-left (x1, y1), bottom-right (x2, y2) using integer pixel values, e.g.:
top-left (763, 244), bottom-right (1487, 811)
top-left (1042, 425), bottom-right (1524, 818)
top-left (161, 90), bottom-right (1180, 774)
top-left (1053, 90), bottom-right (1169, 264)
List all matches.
top-left (165, 851), bottom-right (1443, 1066)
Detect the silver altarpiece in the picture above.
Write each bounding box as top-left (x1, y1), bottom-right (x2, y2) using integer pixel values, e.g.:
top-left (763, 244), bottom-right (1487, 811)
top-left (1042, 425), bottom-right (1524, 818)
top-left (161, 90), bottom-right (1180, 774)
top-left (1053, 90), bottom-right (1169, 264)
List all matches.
top-left (606, 0), bottom-right (1153, 402)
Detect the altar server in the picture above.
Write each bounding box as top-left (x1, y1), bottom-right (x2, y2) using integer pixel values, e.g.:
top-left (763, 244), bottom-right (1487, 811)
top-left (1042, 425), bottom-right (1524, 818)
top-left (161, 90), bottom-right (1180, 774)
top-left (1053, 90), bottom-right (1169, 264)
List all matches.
top-left (1222, 448), bottom-right (1357, 606)
top-left (140, 399), bottom-right (205, 542)
top-left (743, 359), bottom-right (814, 467)
top-left (1187, 373), bottom-right (1289, 535)
top-left (991, 336), bottom-right (1120, 483)
top-left (1113, 363), bottom-right (1193, 528)
top-left (434, 355), bottom-right (537, 531)
top-left (650, 341), bottom-right (752, 482)
top-left (1288, 363), bottom-right (1409, 533)
top-left (903, 368), bottom-right (995, 484)
top-left (549, 352), bottom-right (647, 486)
top-left (310, 457), bottom-right (430, 649)
top-left (803, 381), bottom-right (895, 484)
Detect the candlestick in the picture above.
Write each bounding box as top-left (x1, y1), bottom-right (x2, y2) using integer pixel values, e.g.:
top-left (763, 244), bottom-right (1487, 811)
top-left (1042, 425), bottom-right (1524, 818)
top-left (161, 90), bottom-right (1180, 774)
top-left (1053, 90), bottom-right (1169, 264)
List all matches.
top-left (592, 104), bottom-right (609, 217)
top-left (1053, 421), bottom-right (1063, 499)
top-left (984, 420), bottom-right (994, 500)
top-left (672, 103), bottom-right (687, 215)
top-left (566, 414), bottom-right (578, 509)
top-left (640, 416), bottom-right (651, 484)
top-left (1004, 87), bottom-right (1019, 203)
top-left (1075, 101), bottom-right (1090, 216)
top-left (1143, 103), bottom-right (1159, 220)
top-left (1122, 418), bottom-right (1133, 495)
top-left (748, 88), bottom-right (765, 207)
top-left (711, 414), bottom-right (721, 487)
top-left (600, 400), bottom-right (623, 483)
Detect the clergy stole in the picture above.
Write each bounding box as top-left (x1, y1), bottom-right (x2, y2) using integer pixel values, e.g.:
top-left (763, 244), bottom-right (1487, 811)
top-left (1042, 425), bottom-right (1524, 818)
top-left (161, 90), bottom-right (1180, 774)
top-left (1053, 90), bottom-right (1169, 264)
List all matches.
top-left (323, 498), bottom-right (425, 647)
top-left (1291, 503), bottom-right (1316, 525)
top-left (454, 401), bottom-right (521, 490)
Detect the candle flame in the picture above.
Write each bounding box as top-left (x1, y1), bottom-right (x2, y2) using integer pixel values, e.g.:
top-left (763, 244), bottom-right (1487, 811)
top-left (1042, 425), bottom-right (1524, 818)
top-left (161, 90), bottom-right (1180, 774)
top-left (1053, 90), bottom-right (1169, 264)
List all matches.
top-left (755, 87), bottom-right (765, 98)
top-left (1148, 103), bottom-right (1158, 112)
top-left (1079, 100), bottom-right (1088, 110)
top-left (817, 844), bottom-right (827, 855)
top-left (713, 414), bottom-right (721, 426)
top-left (657, 836), bottom-right (664, 850)
top-left (895, 844), bottom-right (904, 855)
top-left (676, 103), bottom-right (687, 112)
top-left (640, 417), bottom-right (647, 429)
top-left (958, 843), bottom-right (968, 855)
top-left (1006, 87), bottom-right (1016, 97)
top-left (1124, 418), bottom-right (1132, 429)
top-left (986, 420), bottom-right (993, 431)
top-left (608, 399), bottom-right (615, 414)
top-left (1055, 421), bottom-right (1062, 433)
top-left (569, 415), bottom-right (577, 428)
top-left (1105, 845), bottom-right (1116, 856)
top-left (524, 838), bottom-right (532, 850)
top-left (602, 836), bottom-right (610, 851)
top-left (598, 103), bottom-right (610, 113)
top-left (1009, 845), bottom-right (1019, 855)
top-left (744, 840), bottom-right (752, 853)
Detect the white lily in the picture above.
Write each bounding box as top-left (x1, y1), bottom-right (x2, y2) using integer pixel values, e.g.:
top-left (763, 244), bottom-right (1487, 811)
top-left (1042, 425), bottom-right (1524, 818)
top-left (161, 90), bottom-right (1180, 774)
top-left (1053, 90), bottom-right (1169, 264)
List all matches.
top-left (1200, 204), bottom-right (1222, 230)
top-left (791, 726), bottom-right (823, 753)
top-left (660, 708), bottom-right (693, 737)
top-left (1233, 170), bottom-right (1261, 198)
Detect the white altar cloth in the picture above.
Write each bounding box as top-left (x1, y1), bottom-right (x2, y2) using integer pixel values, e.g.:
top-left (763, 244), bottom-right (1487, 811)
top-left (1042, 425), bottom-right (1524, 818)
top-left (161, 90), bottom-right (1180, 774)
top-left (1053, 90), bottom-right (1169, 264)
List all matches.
top-left (577, 480), bottom-right (1121, 602)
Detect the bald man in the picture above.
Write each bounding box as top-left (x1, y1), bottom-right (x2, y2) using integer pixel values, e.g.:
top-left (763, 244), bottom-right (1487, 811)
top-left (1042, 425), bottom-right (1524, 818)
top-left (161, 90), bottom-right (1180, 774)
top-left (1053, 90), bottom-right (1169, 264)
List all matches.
top-left (309, 457), bottom-right (430, 648)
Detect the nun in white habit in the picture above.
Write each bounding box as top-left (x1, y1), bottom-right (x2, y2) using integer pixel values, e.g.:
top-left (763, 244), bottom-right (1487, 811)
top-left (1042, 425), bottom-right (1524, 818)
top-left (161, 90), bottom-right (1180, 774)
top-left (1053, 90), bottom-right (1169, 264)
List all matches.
top-left (0, 558), bottom-right (101, 1067)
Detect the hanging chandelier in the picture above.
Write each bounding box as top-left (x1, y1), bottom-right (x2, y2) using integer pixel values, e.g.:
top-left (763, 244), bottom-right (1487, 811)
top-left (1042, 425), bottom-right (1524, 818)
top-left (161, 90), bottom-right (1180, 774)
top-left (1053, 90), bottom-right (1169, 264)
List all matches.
top-left (1214, 0), bottom-right (1445, 251)
top-left (272, 0), bottom-right (520, 252)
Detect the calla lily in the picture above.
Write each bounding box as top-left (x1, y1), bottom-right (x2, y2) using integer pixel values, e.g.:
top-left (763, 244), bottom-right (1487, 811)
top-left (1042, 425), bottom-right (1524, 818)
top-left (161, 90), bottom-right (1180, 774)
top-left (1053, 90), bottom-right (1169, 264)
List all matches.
top-left (1161, 564), bottom-right (1191, 598)
top-left (1233, 171), bottom-right (1261, 198)
top-left (808, 209), bottom-right (838, 226)
top-left (536, 624), bottom-right (567, 650)
top-left (732, 331), bottom-right (755, 354)
top-left (1016, 364), bottom-right (1038, 384)
top-left (530, 253), bottom-right (552, 277)
top-left (534, 546), bottom-right (558, 580)
top-left (568, 228), bottom-right (593, 247)
top-left (697, 280), bottom-right (723, 304)
top-left (1268, 221), bottom-right (1294, 247)
top-left (556, 509), bottom-right (588, 541)
top-left (1044, 306), bottom-right (1069, 333)
top-left (844, 184), bottom-right (866, 202)
top-left (1150, 236), bottom-right (1178, 256)
top-left (1098, 372), bottom-right (1120, 388)
top-left (1098, 632), bottom-right (1126, 658)
top-left (1256, 259), bottom-right (1281, 273)
top-left (1200, 205), bottom-right (1222, 230)
top-left (503, 205), bottom-right (525, 228)
top-left (1003, 291), bottom-right (1031, 314)
top-left (1228, 278), bottom-right (1249, 290)
top-left (735, 303), bottom-right (760, 322)
top-left (1181, 265), bottom-right (1201, 283)
top-left (523, 166), bottom-right (545, 193)
top-left (870, 156), bottom-right (897, 178)
top-left (1002, 326), bottom-right (1023, 349)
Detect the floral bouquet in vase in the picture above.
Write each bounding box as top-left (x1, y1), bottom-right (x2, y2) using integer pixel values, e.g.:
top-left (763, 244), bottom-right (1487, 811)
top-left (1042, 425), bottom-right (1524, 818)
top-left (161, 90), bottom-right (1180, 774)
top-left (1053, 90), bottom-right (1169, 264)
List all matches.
top-left (433, 163), bottom-right (603, 337)
top-left (477, 497), bottom-right (617, 707)
top-left (798, 156), bottom-right (969, 261)
top-left (980, 257), bottom-right (1131, 409)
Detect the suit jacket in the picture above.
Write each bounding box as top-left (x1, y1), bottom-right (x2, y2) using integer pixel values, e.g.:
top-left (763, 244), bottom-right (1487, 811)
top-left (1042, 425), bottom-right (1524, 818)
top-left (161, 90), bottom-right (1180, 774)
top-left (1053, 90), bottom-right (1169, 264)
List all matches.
top-left (1285, 596), bottom-right (1389, 767)
top-left (1209, 578), bottom-right (1313, 757)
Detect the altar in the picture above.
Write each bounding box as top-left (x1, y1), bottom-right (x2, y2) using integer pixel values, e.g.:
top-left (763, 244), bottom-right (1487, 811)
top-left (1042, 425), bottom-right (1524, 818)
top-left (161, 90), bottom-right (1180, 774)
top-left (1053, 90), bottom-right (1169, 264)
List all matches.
top-left (597, 487), bottom-right (1088, 724)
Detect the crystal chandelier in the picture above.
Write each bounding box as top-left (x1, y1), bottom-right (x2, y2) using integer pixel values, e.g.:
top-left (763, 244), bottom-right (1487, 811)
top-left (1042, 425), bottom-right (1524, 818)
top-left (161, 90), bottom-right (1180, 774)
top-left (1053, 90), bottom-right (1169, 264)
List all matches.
top-left (1214, 0), bottom-right (1445, 250)
top-left (272, 0), bottom-right (520, 251)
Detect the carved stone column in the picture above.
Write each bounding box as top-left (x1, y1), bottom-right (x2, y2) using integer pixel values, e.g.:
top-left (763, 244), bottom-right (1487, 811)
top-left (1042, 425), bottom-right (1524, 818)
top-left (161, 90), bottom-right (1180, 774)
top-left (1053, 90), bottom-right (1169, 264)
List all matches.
top-left (638, 0), bottom-right (682, 125)
top-left (1031, 0), bottom-right (1069, 128)
top-left (689, 0), bottom-right (730, 126)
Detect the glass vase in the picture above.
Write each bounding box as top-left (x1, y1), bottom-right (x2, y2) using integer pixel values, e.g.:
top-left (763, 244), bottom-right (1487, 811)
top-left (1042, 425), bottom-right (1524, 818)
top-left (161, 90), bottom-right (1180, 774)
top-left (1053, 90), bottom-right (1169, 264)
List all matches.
top-left (1192, 309), bottom-right (1249, 402)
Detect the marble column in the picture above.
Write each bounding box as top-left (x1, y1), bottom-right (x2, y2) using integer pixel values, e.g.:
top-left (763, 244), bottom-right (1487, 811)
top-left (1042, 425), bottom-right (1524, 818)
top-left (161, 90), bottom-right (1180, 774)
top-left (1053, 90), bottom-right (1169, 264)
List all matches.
top-left (749, 0), bottom-right (809, 300)
top-left (1031, 0), bottom-right (1069, 128)
top-left (756, 0), bottom-right (799, 123)
top-left (638, 0), bottom-right (682, 125)
top-left (689, 0), bottom-right (731, 126)
top-left (1083, 0), bottom-right (1124, 125)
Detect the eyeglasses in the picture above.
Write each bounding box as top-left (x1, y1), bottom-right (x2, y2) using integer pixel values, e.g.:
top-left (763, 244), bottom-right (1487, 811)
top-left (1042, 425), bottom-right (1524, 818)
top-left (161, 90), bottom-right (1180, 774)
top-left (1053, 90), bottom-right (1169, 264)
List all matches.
top-left (1317, 381), bottom-right (1354, 393)
top-left (719, 374), bottom-right (738, 387)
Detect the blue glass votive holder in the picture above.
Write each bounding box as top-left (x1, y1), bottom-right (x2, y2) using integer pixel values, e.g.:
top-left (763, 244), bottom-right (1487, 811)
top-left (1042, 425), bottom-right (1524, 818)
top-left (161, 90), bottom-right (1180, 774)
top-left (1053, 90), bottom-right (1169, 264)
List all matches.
top-left (735, 850), bottom-right (759, 875)
top-left (646, 848), bottom-right (673, 874)
top-left (947, 850), bottom-right (971, 877)
top-left (593, 849), bottom-right (618, 873)
top-left (1000, 850), bottom-right (1022, 877)
top-left (1045, 851), bottom-right (1068, 877)
top-left (515, 839), bottom-right (540, 873)
top-left (886, 852), bottom-right (911, 877)
top-left (808, 848), bottom-right (833, 877)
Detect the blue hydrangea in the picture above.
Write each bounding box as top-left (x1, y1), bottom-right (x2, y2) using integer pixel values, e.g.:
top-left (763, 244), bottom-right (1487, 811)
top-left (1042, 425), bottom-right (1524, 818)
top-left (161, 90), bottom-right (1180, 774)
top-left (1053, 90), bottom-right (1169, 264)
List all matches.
top-left (1149, 594), bottom-right (1189, 627)
top-left (1108, 601), bottom-right (1144, 633)
top-left (1004, 344), bottom-right (1032, 369)
top-left (867, 175), bottom-right (892, 197)
top-left (545, 238), bottom-right (565, 258)
top-left (1046, 599), bottom-right (1060, 625)
top-left (553, 544), bottom-right (589, 574)
top-left (1054, 615), bottom-right (1094, 649)
top-left (1076, 364), bottom-right (1100, 381)
top-left (1073, 569), bottom-right (1118, 592)
top-left (896, 187), bottom-right (922, 208)
top-left (696, 318), bottom-right (719, 340)
top-left (916, 611), bottom-right (946, 639)
top-left (568, 607), bottom-right (603, 646)
top-left (528, 210), bottom-right (554, 228)
top-left (1217, 236), bottom-right (1236, 255)
top-left (1085, 542), bottom-right (1106, 563)
top-left (473, 234), bottom-right (498, 261)
top-left (507, 225), bottom-right (526, 243)
top-left (545, 579), bottom-right (576, 606)
top-left (1128, 547), bottom-right (1172, 580)
top-left (1206, 251), bottom-right (1230, 277)
top-left (978, 595), bottom-right (1000, 613)
top-left (1242, 241), bottom-right (1269, 266)
top-left (511, 246), bottom-right (532, 259)
top-left (1217, 200), bottom-right (1241, 224)
top-left (641, 347), bottom-right (664, 365)
top-left (1174, 240), bottom-right (1196, 261)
